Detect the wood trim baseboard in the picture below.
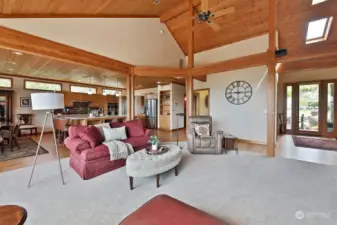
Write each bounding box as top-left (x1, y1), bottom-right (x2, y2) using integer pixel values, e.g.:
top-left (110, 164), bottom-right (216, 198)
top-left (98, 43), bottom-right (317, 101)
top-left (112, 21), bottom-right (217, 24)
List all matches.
top-left (238, 139), bottom-right (267, 146)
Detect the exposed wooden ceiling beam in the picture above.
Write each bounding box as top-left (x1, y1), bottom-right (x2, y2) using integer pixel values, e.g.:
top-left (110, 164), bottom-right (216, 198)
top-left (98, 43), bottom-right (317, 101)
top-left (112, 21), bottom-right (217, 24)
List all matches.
top-left (0, 26), bottom-right (131, 74)
top-left (0, 72), bottom-right (126, 90)
top-left (192, 52), bottom-right (269, 76)
top-left (277, 41), bottom-right (337, 63)
top-left (133, 66), bottom-right (189, 77)
top-left (0, 14), bottom-right (158, 18)
top-left (278, 56), bottom-right (337, 73)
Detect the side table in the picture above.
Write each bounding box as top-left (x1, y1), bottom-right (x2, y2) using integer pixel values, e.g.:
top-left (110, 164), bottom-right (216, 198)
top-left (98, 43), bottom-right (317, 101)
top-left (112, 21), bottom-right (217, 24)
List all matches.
top-left (0, 205), bottom-right (27, 225)
top-left (222, 135), bottom-right (238, 154)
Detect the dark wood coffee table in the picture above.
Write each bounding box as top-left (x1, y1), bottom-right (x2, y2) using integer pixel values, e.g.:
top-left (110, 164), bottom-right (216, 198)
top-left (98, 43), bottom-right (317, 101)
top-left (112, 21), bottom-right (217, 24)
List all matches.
top-left (222, 134), bottom-right (238, 154)
top-left (0, 205), bottom-right (27, 225)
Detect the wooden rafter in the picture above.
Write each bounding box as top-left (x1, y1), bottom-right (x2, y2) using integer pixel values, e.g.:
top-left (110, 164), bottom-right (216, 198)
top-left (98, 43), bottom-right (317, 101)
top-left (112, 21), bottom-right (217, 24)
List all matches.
top-left (192, 52), bottom-right (269, 76)
top-left (278, 56), bottom-right (337, 73)
top-left (186, 0), bottom-right (194, 120)
top-left (267, 0), bottom-right (277, 157)
top-left (0, 26), bottom-right (131, 74)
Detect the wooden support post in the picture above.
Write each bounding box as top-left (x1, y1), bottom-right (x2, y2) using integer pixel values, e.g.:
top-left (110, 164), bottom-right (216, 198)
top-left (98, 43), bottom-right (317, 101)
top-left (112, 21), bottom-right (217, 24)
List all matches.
top-left (126, 68), bottom-right (135, 120)
top-left (267, 0), bottom-right (277, 157)
top-left (186, 0), bottom-right (194, 129)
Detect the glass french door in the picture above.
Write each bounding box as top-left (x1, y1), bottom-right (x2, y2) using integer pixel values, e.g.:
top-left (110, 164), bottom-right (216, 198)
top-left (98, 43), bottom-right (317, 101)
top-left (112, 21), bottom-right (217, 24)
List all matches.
top-left (285, 81), bottom-right (337, 138)
top-left (298, 83), bottom-right (321, 135)
top-left (322, 81), bottom-right (337, 138)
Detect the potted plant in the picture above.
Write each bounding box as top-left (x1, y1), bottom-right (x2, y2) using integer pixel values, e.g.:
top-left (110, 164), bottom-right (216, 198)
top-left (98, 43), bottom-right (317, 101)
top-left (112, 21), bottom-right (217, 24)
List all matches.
top-left (149, 136), bottom-right (160, 151)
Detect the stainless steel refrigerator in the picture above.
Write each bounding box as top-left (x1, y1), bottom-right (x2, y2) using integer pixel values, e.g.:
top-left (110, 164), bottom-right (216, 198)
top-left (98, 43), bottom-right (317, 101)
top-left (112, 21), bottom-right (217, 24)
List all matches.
top-left (145, 99), bottom-right (157, 129)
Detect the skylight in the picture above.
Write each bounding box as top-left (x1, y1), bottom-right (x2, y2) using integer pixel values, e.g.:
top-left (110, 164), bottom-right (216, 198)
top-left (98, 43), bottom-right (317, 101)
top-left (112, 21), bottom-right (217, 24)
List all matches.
top-left (312, 0), bottom-right (328, 5)
top-left (306, 17), bottom-right (333, 44)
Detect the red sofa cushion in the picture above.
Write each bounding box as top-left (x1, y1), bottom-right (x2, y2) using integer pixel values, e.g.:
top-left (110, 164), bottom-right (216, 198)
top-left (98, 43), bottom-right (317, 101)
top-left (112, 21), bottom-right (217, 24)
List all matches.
top-left (68, 125), bottom-right (87, 138)
top-left (64, 137), bottom-right (91, 153)
top-left (124, 120), bottom-right (145, 137)
top-left (79, 126), bottom-right (103, 148)
top-left (119, 195), bottom-right (227, 225)
top-left (80, 144), bottom-right (110, 162)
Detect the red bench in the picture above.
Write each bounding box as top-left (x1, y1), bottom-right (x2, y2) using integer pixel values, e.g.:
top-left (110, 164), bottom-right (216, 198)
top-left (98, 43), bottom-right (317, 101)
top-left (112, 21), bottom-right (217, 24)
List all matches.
top-left (120, 195), bottom-right (228, 225)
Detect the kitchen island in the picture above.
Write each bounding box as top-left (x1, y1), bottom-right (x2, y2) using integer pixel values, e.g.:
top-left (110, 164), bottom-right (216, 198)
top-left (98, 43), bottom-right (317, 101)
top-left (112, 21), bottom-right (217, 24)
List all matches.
top-left (55, 115), bottom-right (127, 126)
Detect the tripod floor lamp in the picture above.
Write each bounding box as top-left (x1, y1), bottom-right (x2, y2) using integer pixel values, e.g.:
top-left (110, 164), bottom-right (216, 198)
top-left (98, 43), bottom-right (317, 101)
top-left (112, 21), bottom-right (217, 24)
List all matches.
top-left (28, 93), bottom-right (65, 188)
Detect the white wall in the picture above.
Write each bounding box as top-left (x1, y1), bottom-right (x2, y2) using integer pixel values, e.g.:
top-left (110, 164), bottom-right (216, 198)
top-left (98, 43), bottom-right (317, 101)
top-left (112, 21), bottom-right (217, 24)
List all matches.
top-left (0, 18), bottom-right (185, 67)
top-left (171, 83), bottom-right (185, 130)
top-left (191, 34), bottom-right (268, 66)
top-left (192, 34), bottom-right (269, 143)
top-left (194, 66), bottom-right (268, 143)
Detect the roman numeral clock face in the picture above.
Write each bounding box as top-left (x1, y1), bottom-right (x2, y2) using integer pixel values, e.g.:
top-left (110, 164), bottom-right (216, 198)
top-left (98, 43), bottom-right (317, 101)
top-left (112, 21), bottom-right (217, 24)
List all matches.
top-left (225, 81), bottom-right (253, 105)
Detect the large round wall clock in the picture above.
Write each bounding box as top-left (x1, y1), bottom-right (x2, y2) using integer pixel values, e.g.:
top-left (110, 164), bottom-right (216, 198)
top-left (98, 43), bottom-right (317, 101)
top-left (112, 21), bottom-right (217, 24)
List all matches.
top-left (225, 81), bottom-right (253, 105)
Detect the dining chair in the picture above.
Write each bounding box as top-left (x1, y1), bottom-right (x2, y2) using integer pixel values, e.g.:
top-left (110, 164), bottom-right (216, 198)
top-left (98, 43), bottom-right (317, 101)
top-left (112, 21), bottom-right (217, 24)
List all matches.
top-left (1, 124), bottom-right (21, 151)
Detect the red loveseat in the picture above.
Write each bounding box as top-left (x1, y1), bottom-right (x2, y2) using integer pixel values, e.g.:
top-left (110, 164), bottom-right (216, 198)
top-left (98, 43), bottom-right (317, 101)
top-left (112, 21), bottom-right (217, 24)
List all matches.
top-left (64, 120), bottom-right (151, 180)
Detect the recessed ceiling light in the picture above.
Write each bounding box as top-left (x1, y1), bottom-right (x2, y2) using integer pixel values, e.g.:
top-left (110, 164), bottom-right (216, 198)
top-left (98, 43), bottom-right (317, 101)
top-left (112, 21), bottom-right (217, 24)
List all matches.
top-left (157, 81), bottom-right (162, 84)
top-left (6, 68), bottom-right (13, 71)
top-left (154, 0), bottom-right (160, 4)
top-left (13, 51), bottom-right (23, 55)
top-left (174, 77), bottom-right (183, 79)
top-left (7, 62), bottom-right (17, 65)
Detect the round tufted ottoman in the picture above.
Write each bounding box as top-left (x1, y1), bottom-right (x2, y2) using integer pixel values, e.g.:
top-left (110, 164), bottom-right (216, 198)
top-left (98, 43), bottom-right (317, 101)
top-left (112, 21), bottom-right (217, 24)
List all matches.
top-left (126, 145), bottom-right (182, 190)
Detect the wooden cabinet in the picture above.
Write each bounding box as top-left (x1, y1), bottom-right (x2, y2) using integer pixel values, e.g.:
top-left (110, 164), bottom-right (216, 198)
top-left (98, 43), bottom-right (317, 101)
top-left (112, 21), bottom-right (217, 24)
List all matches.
top-left (63, 92), bottom-right (106, 108)
top-left (160, 115), bottom-right (170, 130)
top-left (107, 95), bottom-right (119, 103)
top-left (63, 92), bottom-right (84, 107)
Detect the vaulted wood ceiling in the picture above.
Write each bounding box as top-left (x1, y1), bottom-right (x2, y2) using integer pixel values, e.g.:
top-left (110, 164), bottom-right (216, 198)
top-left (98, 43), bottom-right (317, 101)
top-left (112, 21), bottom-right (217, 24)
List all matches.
top-left (0, 0), bottom-right (336, 75)
top-left (0, 47), bottom-right (127, 88)
top-left (0, 0), bottom-right (184, 17)
top-left (164, 0), bottom-right (337, 54)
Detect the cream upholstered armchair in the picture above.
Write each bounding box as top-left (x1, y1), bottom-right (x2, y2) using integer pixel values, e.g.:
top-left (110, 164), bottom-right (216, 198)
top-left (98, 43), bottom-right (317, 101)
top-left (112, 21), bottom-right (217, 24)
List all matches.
top-left (187, 116), bottom-right (223, 154)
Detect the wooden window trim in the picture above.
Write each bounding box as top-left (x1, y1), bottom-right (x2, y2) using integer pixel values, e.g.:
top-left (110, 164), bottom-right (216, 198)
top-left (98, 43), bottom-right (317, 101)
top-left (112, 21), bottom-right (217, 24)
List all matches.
top-left (70, 85), bottom-right (97, 94)
top-left (0, 76), bottom-right (13, 89)
top-left (24, 79), bottom-right (62, 92)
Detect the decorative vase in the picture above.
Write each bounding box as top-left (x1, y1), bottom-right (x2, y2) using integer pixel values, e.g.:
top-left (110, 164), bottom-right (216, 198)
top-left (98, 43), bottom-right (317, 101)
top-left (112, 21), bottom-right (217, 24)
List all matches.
top-left (152, 144), bottom-right (158, 151)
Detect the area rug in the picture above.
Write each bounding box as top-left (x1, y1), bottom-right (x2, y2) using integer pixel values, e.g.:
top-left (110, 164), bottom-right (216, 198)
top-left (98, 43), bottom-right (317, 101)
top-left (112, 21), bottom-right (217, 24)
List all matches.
top-left (292, 135), bottom-right (337, 151)
top-left (0, 148), bottom-right (337, 225)
top-left (0, 138), bottom-right (48, 162)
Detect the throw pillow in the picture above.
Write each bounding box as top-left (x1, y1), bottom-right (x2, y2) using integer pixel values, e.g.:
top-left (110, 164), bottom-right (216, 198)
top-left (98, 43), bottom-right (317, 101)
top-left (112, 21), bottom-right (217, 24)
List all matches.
top-left (195, 124), bottom-right (210, 136)
top-left (94, 123), bottom-right (111, 140)
top-left (124, 120), bottom-right (145, 137)
top-left (79, 126), bottom-right (103, 148)
top-left (68, 125), bottom-right (87, 138)
top-left (103, 126), bottom-right (127, 141)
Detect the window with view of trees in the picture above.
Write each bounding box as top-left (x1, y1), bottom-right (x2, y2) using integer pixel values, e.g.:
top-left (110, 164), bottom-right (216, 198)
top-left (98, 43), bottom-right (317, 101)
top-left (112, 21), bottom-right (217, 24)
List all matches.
top-left (102, 89), bottom-right (118, 95)
top-left (25, 80), bottom-right (62, 91)
top-left (0, 77), bottom-right (12, 88)
top-left (70, 85), bottom-right (97, 94)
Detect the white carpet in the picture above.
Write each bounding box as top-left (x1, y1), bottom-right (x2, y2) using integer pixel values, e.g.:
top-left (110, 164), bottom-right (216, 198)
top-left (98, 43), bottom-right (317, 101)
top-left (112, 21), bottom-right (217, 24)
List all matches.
top-left (1, 147), bottom-right (337, 225)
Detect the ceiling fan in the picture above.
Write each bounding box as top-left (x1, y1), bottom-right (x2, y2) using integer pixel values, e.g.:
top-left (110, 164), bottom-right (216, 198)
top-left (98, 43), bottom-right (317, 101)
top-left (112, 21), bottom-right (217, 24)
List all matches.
top-left (171, 0), bottom-right (235, 32)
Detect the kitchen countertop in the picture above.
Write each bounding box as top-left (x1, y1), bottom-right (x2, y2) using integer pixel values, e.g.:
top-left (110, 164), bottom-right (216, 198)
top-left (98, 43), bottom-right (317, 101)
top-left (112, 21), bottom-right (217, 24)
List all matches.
top-left (55, 115), bottom-right (126, 120)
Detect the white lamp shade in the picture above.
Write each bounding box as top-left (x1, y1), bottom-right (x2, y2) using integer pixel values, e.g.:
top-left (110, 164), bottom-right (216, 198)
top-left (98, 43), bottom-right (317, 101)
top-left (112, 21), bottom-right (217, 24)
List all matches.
top-left (31, 93), bottom-right (64, 110)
